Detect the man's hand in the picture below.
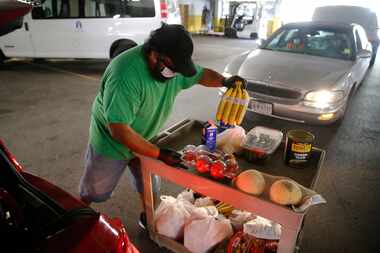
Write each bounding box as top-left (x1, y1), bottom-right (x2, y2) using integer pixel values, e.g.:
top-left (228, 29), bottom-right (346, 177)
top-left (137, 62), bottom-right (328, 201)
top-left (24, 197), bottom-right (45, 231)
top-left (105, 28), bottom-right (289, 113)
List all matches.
top-left (222, 75), bottom-right (247, 89)
top-left (158, 148), bottom-right (182, 166)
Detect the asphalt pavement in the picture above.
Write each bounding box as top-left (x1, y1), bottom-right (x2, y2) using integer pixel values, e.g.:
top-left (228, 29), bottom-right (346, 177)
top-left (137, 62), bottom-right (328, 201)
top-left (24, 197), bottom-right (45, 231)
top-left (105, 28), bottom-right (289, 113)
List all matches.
top-left (0, 36), bottom-right (379, 253)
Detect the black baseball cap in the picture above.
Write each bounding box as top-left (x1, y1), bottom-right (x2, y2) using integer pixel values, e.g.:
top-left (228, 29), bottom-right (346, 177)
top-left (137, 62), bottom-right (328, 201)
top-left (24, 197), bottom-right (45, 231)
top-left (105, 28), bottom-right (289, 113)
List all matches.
top-left (146, 24), bottom-right (197, 77)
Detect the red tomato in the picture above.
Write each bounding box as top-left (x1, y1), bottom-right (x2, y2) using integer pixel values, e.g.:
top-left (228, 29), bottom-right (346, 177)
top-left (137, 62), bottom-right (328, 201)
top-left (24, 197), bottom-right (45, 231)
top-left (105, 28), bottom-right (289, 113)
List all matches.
top-left (210, 160), bottom-right (226, 179)
top-left (196, 155), bottom-right (212, 173)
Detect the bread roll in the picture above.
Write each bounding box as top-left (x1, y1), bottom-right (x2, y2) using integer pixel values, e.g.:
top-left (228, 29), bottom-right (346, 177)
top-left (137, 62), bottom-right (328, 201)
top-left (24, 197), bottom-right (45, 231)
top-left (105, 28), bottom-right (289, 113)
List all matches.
top-left (235, 170), bottom-right (265, 195)
top-left (269, 179), bottom-right (302, 205)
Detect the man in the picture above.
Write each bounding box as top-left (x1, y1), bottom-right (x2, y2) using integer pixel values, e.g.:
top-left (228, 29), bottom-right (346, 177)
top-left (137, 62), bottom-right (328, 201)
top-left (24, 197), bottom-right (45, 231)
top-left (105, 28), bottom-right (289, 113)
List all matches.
top-left (79, 24), bottom-right (246, 228)
top-left (367, 11), bottom-right (379, 67)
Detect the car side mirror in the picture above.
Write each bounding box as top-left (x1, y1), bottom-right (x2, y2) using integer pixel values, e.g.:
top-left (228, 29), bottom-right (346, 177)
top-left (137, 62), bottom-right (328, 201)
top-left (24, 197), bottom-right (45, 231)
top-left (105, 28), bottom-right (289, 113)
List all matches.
top-left (357, 49), bottom-right (372, 59)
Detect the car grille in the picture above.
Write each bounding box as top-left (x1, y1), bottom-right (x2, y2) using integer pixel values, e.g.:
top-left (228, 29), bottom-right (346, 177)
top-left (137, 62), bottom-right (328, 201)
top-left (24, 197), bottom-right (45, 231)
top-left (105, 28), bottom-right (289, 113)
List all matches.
top-left (247, 82), bottom-right (302, 99)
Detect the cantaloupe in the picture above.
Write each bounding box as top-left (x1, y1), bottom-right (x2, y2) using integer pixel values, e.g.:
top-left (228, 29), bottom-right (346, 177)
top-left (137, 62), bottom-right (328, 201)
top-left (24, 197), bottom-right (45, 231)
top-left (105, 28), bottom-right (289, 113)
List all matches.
top-left (235, 170), bottom-right (265, 195)
top-left (269, 179), bottom-right (302, 205)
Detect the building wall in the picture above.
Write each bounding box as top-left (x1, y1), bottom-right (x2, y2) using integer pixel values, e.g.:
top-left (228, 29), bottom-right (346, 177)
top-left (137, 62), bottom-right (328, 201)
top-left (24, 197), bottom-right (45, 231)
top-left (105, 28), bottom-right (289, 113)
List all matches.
top-left (178, 0), bottom-right (211, 32)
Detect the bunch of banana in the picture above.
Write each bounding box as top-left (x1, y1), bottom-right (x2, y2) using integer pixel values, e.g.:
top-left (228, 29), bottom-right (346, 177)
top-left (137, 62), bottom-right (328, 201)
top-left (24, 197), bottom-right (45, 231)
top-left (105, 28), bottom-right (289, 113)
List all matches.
top-left (216, 81), bottom-right (250, 126)
top-left (216, 201), bottom-right (234, 217)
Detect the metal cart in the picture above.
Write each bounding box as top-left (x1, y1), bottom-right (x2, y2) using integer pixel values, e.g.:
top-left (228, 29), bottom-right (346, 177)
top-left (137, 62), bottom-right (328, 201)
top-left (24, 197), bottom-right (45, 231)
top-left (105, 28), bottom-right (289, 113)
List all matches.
top-left (137, 119), bottom-right (326, 253)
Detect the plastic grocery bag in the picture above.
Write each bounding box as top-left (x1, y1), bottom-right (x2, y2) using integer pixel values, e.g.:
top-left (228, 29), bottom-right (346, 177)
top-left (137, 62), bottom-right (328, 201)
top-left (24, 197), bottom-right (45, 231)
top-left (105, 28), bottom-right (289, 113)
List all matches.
top-left (184, 214), bottom-right (233, 253)
top-left (154, 196), bottom-right (193, 240)
top-left (243, 216), bottom-right (282, 240)
top-left (194, 197), bottom-right (214, 207)
top-left (216, 126), bottom-right (246, 154)
top-left (229, 209), bottom-right (257, 231)
top-left (177, 189), bottom-right (195, 204)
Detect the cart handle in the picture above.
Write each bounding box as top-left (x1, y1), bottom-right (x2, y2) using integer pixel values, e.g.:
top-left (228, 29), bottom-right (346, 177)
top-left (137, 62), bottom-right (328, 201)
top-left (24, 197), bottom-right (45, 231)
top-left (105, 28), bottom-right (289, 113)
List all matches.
top-left (151, 118), bottom-right (194, 144)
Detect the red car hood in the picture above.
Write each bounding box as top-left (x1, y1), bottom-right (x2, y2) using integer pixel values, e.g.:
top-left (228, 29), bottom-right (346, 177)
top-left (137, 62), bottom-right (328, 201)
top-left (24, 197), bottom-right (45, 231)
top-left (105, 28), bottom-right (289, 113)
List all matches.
top-left (0, 0), bottom-right (31, 26)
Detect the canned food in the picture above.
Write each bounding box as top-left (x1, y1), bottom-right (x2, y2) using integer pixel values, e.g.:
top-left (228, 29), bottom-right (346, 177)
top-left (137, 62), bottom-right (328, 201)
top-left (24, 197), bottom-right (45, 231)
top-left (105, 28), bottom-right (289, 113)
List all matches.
top-left (284, 130), bottom-right (315, 168)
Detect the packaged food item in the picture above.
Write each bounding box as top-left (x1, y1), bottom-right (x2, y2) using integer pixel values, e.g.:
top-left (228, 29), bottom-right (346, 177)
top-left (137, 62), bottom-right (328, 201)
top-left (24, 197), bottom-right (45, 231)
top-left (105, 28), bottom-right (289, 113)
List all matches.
top-left (210, 160), bottom-right (226, 179)
top-left (216, 126), bottom-right (246, 154)
top-left (182, 149), bottom-right (197, 166)
top-left (224, 158), bottom-right (240, 179)
top-left (226, 231), bottom-right (265, 253)
top-left (183, 144), bottom-right (197, 152)
top-left (229, 210), bottom-right (256, 231)
top-left (182, 144), bottom-right (240, 181)
top-left (177, 189), bottom-right (195, 204)
top-left (154, 196), bottom-right (193, 240)
top-left (195, 145), bottom-right (210, 153)
top-left (194, 197), bottom-right (214, 207)
top-left (215, 80), bottom-right (250, 126)
top-left (242, 127), bottom-right (283, 161)
top-left (243, 216), bottom-right (282, 240)
top-left (195, 155), bottom-right (212, 173)
top-left (284, 130), bottom-right (315, 168)
top-left (184, 214), bottom-right (233, 253)
top-left (217, 121), bottom-right (234, 133)
top-left (201, 120), bottom-right (218, 152)
top-left (215, 201), bottom-right (234, 217)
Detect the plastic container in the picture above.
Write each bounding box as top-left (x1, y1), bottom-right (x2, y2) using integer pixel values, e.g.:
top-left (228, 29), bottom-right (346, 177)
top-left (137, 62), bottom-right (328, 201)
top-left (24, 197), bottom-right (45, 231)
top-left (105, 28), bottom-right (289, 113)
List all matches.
top-left (241, 127), bottom-right (283, 161)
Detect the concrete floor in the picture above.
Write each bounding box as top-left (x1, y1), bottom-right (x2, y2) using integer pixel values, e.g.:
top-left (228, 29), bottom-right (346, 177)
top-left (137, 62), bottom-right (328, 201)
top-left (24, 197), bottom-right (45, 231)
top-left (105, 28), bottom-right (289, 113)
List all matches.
top-left (0, 36), bottom-right (379, 253)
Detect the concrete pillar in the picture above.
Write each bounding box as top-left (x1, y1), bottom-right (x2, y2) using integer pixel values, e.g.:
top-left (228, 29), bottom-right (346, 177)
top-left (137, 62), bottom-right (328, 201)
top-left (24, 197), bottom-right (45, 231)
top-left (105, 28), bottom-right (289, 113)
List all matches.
top-left (178, 0), bottom-right (210, 33)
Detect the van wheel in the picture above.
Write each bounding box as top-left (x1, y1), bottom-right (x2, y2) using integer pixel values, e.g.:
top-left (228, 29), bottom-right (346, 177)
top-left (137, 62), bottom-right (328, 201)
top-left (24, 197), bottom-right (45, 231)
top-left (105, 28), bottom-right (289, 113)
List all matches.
top-left (32, 58), bottom-right (46, 63)
top-left (250, 33), bottom-right (258, 40)
top-left (110, 40), bottom-right (137, 59)
top-left (0, 49), bottom-right (6, 64)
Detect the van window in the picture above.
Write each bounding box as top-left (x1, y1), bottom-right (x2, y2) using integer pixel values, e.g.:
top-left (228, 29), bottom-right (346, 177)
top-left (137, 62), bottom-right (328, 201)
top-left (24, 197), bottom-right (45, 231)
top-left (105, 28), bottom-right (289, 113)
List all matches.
top-left (32, 0), bottom-right (155, 19)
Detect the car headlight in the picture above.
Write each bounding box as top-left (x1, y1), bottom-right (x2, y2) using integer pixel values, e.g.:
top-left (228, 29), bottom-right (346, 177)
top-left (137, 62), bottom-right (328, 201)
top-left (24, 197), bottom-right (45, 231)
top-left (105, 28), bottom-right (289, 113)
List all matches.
top-left (304, 90), bottom-right (344, 109)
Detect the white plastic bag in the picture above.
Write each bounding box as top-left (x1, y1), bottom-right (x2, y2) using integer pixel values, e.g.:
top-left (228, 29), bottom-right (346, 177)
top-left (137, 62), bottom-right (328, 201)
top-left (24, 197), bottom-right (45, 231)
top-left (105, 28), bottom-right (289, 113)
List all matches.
top-left (243, 216), bottom-right (282, 240)
top-left (194, 197), bottom-right (214, 207)
top-left (154, 196), bottom-right (193, 240)
top-left (229, 209), bottom-right (257, 231)
top-left (177, 189), bottom-right (195, 204)
top-left (184, 214), bottom-right (233, 253)
top-left (216, 126), bottom-right (246, 154)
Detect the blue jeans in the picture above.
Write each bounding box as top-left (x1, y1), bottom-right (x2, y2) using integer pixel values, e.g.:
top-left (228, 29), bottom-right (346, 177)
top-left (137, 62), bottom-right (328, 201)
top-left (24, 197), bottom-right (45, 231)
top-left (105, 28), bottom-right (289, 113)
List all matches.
top-left (79, 144), bottom-right (160, 203)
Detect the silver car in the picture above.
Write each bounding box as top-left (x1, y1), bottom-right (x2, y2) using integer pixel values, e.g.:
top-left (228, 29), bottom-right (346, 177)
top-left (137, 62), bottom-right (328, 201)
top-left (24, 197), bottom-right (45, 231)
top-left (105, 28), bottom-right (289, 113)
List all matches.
top-left (223, 22), bottom-right (372, 124)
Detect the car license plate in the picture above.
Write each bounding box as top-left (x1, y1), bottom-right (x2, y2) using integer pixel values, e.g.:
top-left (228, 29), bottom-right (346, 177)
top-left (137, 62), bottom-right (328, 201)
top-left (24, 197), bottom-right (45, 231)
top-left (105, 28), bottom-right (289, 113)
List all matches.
top-left (249, 100), bottom-right (273, 115)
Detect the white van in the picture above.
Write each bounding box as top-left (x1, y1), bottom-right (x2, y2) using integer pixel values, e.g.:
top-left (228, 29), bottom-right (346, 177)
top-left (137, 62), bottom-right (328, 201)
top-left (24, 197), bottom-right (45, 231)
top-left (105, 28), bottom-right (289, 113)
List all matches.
top-left (224, 1), bottom-right (275, 39)
top-left (312, 5), bottom-right (379, 66)
top-left (0, 0), bottom-right (166, 62)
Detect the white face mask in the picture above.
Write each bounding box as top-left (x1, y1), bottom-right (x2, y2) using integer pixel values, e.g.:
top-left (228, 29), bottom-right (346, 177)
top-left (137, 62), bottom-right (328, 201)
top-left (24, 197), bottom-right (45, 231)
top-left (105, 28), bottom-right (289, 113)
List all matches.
top-left (161, 66), bottom-right (176, 78)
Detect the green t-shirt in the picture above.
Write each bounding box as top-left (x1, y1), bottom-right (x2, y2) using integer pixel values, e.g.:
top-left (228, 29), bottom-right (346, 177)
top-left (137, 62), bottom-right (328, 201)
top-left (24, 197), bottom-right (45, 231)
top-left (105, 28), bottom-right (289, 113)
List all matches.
top-left (89, 45), bottom-right (204, 160)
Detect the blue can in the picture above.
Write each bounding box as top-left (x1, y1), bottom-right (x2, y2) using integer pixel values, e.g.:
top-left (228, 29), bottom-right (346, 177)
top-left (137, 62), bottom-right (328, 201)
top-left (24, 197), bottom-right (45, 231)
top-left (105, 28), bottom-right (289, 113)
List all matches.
top-left (201, 121), bottom-right (218, 152)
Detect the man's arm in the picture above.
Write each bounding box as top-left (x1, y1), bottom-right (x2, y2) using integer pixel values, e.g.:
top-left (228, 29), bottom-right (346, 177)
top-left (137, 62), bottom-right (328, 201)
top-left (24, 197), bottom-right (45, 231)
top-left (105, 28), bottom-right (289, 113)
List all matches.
top-left (108, 123), bottom-right (160, 158)
top-left (108, 123), bottom-right (182, 166)
top-left (197, 68), bottom-right (247, 89)
top-left (198, 68), bottom-right (225, 87)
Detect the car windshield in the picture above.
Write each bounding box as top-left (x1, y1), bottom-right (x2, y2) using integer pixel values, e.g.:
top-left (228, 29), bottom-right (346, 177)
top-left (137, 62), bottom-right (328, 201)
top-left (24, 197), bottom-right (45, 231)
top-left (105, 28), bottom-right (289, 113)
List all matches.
top-left (264, 26), bottom-right (354, 60)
